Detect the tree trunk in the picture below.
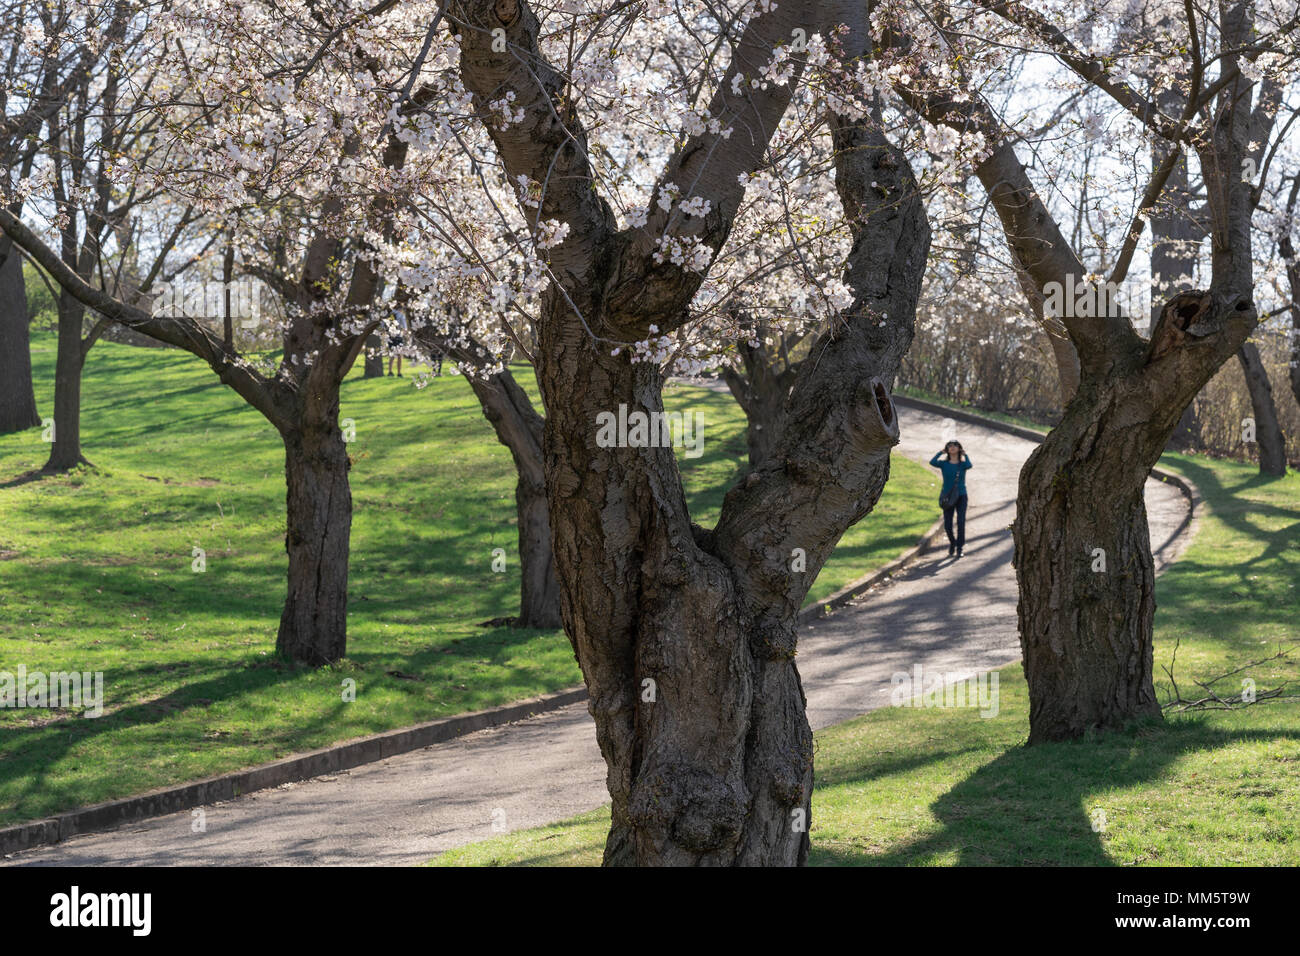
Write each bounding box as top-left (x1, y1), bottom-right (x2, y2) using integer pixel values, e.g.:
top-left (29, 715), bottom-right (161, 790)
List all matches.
top-left (43, 292), bottom-right (88, 471)
top-left (1014, 388), bottom-right (1163, 743)
top-left (533, 122), bottom-right (927, 865)
top-left (447, 0), bottom-right (927, 865)
top-left (222, 242), bottom-right (235, 351)
top-left (1291, 313), bottom-right (1300, 412)
top-left (363, 333), bottom-right (384, 377)
top-left (1236, 341), bottom-right (1286, 476)
top-left (0, 241), bottom-right (40, 434)
top-left (463, 367), bottom-right (561, 628)
top-left (276, 416), bottom-right (352, 666)
top-left (720, 342), bottom-right (794, 471)
top-left (1167, 402), bottom-right (1202, 451)
top-left (1014, 287), bottom-right (1257, 743)
top-left (537, 337), bottom-right (820, 866)
top-left (514, 470), bottom-right (561, 627)
top-left (1282, 220), bottom-right (1300, 409)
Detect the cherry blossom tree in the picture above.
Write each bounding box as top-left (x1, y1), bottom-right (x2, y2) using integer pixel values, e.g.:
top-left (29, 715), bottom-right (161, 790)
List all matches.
top-left (886, 0), bottom-right (1298, 741)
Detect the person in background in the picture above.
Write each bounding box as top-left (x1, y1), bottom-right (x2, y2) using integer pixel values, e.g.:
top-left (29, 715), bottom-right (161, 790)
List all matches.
top-left (929, 440), bottom-right (972, 557)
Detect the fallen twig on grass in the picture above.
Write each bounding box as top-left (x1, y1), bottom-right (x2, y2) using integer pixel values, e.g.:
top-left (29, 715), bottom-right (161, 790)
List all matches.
top-left (1161, 637), bottom-right (1298, 712)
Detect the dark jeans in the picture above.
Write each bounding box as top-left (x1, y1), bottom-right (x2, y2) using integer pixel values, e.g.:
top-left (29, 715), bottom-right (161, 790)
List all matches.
top-left (943, 493), bottom-right (968, 550)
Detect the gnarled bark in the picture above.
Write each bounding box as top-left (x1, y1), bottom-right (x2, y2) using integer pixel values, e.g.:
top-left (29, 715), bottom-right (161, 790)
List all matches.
top-left (452, 0), bottom-right (929, 864)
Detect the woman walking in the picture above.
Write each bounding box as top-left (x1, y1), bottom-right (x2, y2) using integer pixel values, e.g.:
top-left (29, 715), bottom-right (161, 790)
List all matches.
top-left (929, 441), bottom-right (972, 557)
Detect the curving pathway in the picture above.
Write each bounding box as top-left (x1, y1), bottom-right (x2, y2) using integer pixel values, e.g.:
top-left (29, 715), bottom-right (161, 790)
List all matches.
top-left (4, 405), bottom-right (1192, 866)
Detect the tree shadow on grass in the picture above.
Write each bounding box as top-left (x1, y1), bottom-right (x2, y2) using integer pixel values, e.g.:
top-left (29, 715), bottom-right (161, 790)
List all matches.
top-left (0, 659), bottom-right (303, 823)
top-left (811, 721), bottom-right (1300, 867)
top-left (1169, 457), bottom-right (1299, 575)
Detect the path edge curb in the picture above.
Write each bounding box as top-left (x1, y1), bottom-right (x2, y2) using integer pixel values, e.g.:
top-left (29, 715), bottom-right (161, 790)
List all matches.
top-left (798, 517), bottom-right (946, 626)
top-left (1, 685), bottom-right (589, 857)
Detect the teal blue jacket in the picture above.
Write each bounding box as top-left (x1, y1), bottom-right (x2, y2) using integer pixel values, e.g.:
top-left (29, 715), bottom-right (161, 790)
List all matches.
top-left (929, 452), bottom-right (972, 498)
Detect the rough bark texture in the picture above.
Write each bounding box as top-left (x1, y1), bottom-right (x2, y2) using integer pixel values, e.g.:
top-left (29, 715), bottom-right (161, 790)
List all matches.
top-left (0, 240), bottom-right (40, 434)
top-left (1014, 287), bottom-right (1256, 741)
top-left (1236, 341), bottom-right (1286, 476)
top-left (277, 413), bottom-right (352, 666)
top-left (1014, 383), bottom-right (1163, 742)
top-left (451, 0), bottom-right (929, 864)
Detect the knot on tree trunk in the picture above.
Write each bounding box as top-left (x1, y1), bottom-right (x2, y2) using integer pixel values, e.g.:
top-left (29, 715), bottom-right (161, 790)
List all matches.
top-left (493, 0), bottom-right (520, 26)
top-left (628, 763), bottom-right (748, 854)
top-left (750, 618), bottom-right (797, 661)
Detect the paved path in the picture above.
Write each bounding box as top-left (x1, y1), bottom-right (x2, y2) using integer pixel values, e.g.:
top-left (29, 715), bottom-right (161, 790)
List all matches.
top-left (4, 407), bottom-right (1192, 866)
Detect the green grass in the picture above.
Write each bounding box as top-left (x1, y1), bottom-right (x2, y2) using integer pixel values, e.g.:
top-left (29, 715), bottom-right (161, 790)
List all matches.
top-left (431, 452), bottom-right (1300, 866)
top-left (0, 331), bottom-right (936, 826)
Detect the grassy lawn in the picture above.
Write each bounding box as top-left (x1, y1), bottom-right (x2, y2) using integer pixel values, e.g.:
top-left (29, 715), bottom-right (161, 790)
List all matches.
top-left (0, 330), bottom-right (936, 827)
top-left (431, 451), bottom-right (1299, 866)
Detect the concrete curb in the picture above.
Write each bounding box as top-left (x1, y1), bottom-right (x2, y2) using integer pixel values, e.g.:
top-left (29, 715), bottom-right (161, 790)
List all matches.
top-left (0, 686), bottom-right (588, 857)
top-left (798, 517), bottom-right (946, 626)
